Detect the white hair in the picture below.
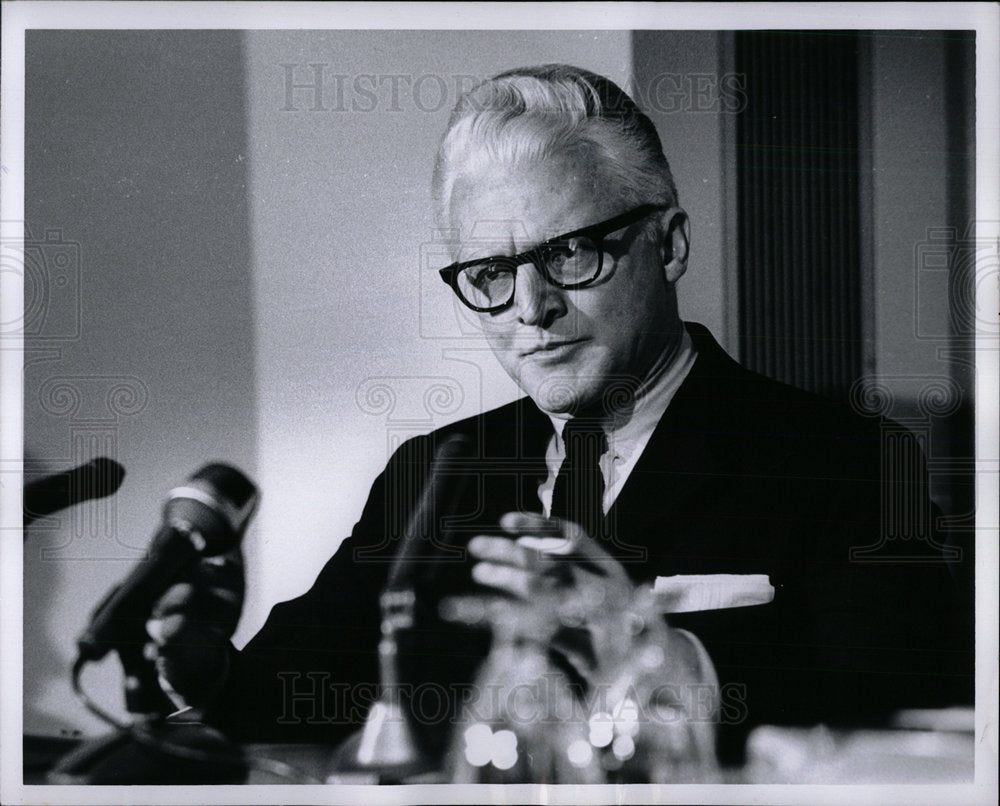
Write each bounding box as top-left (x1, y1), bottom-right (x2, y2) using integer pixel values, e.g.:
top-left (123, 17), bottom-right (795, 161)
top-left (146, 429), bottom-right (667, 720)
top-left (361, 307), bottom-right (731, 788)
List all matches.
top-left (432, 64), bottom-right (678, 229)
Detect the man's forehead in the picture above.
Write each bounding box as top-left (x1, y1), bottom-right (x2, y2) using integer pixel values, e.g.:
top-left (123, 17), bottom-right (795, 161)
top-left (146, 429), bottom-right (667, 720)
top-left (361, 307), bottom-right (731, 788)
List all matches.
top-left (448, 157), bottom-right (612, 256)
top-left (465, 218), bottom-right (546, 245)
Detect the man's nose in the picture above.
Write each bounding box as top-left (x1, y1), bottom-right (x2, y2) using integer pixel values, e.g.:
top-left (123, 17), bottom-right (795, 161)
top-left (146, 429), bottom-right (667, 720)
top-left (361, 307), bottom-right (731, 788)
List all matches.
top-left (512, 261), bottom-right (566, 327)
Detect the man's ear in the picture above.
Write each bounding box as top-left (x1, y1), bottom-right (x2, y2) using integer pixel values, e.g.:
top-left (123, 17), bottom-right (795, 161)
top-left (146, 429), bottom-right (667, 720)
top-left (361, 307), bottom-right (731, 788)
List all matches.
top-left (660, 207), bottom-right (690, 284)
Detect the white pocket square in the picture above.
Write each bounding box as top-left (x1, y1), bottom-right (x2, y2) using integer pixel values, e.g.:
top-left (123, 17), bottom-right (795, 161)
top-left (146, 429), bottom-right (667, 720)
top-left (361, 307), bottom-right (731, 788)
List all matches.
top-left (653, 574), bottom-right (775, 613)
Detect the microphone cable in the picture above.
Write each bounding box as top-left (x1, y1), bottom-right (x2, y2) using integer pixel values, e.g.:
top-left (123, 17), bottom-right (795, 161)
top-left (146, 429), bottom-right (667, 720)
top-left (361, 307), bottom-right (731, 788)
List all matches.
top-left (70, 654), bottom-right (326, 784)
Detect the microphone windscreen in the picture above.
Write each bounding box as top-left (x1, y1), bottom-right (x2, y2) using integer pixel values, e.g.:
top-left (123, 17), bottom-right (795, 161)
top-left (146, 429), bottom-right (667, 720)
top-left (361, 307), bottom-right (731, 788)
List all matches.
top-left (164, 463), bottom-right (259, 554)
top-left (23, 457), bottom-right (126, 526)
top-left (192, 463), bottom-right (257, 511)
top-left (89, 457), bottom-right (127, 496)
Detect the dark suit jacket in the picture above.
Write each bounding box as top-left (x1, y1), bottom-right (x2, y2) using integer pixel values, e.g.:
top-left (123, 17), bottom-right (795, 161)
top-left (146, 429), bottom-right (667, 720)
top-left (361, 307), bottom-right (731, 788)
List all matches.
top-left (209, 323), bottom-right (972, 764)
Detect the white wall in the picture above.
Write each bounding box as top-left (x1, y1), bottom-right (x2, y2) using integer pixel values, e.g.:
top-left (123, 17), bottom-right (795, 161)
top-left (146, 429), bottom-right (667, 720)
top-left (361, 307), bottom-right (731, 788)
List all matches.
top-left (633, 31), bottom-right (736, 349)
top-left (870, 34), bottom-right (956, 392)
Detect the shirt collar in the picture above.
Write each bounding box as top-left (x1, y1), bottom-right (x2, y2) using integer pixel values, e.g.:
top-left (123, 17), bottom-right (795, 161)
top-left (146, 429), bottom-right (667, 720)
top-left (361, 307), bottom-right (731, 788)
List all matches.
top-left (547, 327), bottom-right (697, 459)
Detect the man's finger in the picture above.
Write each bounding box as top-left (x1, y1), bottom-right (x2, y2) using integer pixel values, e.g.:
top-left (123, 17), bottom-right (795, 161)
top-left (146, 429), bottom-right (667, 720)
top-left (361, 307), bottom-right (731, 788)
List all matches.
top-left (545, 516), bottom-right (630, 578)
top-left (468, 535), bottom-right (533, 568)
top-left (145, 618), bottom-right (165, 645)
top-left (189, 550), bottom-right (245, 604)
top-left (154, 613), bottom-right (187, 643)
top-left (471, 561), bottom-right (532, 599)
top-left (146, 612), bottom-right (229, 648)
top-left (498, 512), bottom-right (618, 577)
top-left (439, 594), bottom-right (557, 643)
top-left (499, 512), bottom-right (608, 561)
top-left (516, 535), bottom-right (574, 555)
top-left (439, 594), bottom-right (526, 626)
top-left (151, 579), bottom-right (242, 625)
top-left (499, 511), bottom-right (563, 537)
top-left (500, 512), bottom-right (578, 560)
top-left (150, 582), bottom-right (196, 619)
top-left (439, 595), bottom-right (489, 626)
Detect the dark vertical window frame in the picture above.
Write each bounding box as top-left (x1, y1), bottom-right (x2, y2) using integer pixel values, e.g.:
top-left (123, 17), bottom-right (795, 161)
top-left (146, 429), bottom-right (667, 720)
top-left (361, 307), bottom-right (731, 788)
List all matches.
top-left (856, 33), bottom-right (878, 381)
top-left (940, 31), bottom-right (977, 564)
top-left (943, 30), bottom-right (976, 452)
top-left (718, 30), bottom-right (741, 354)
top-left (734, 31), bottom-right (865, 399)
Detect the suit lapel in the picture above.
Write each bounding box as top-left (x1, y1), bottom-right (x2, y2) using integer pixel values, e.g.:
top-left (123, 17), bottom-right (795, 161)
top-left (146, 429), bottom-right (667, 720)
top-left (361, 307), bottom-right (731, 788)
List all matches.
top-left (605, 325), bottom-right (744, 579)
top-left (462, 396), bottom-right (552, 529)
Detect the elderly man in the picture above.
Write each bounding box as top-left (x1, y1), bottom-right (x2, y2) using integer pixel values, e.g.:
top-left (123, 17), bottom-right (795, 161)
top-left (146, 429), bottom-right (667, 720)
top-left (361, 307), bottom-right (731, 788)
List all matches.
top-left (148, 65), bottom-right (970, 772)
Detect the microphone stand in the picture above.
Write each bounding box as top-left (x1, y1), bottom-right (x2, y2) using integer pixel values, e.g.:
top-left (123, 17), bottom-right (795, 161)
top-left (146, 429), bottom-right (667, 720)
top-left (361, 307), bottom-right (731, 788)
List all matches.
top-left (343, 588), bottom-right (427, 780)
top-left (47, 663), bottom-right (245, 785)
top-left (332, 435), bottom-right (471, 782)
top-left (48, 594), bottom-right (246, 785)
top-left (324, 587), bottom-right (431, 783)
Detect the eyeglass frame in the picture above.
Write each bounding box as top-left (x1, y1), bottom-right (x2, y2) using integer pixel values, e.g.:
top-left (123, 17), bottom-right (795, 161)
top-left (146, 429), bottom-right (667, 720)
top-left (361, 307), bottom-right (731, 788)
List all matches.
top-left (437, 203), bottom-right (669, 313)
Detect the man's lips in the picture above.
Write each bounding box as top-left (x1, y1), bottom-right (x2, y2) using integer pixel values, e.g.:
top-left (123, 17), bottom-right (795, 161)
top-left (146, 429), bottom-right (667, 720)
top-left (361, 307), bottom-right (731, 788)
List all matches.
top-left (519, 338), bottom-right (588, 358)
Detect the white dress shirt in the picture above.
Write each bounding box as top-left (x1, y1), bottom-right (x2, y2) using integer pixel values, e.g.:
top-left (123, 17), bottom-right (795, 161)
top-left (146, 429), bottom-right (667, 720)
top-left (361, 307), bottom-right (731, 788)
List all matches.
top-left (538, 328), bottom-right (697, 517)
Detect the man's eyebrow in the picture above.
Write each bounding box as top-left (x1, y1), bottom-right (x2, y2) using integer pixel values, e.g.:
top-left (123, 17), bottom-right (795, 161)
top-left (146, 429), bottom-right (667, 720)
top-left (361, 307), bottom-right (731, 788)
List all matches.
top-left (461, 232), bottom-right (564, 264)
top-left (516, 222), bottom-right (593, 252)
top-left (456, 240), bottom-right (518, 262)
top-left (455, 215), bottom-right (599, 263)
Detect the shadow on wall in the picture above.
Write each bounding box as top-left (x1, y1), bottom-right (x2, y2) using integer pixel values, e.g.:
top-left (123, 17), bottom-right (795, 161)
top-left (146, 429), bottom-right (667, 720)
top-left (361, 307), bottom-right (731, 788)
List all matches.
top-left (22, 452), bottom-right (78, 737)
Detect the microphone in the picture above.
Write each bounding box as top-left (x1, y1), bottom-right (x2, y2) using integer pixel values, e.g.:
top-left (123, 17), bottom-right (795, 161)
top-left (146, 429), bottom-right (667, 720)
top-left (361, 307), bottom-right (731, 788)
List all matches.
top-left (23, 457), bottom-right (126, 527)
top-left (77, 463), bottom-right (258, 662)
top-left (386, 434), bottom-right (471, 592)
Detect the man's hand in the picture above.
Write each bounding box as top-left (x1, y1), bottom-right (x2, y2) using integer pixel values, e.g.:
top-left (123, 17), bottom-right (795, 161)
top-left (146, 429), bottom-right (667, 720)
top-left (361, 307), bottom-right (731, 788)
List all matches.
top-left (460, 512), bottom-right (643, 682)
top-left (143, 548), bottom-right (244, 712)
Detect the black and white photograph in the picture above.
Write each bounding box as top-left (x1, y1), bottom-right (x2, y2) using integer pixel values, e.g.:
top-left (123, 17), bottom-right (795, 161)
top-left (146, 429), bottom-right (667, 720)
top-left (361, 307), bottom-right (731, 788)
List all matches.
top-left (1, 2), bottom-right (997, 804)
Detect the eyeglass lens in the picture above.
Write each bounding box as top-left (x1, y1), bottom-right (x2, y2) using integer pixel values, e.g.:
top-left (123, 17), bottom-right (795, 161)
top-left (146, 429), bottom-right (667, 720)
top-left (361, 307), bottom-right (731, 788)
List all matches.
top-left (457, 235), bottom-right (601, 310)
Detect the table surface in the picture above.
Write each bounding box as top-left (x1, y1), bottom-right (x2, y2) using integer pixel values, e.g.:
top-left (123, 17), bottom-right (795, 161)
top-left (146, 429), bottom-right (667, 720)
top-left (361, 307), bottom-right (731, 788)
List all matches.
top-left (25, 719), bottom-right (976, 786)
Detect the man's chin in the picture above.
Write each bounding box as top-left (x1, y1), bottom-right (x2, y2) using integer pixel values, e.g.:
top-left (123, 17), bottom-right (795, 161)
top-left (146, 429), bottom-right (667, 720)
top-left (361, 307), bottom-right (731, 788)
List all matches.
top-left (521, 376), bottom-right (601, 418)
